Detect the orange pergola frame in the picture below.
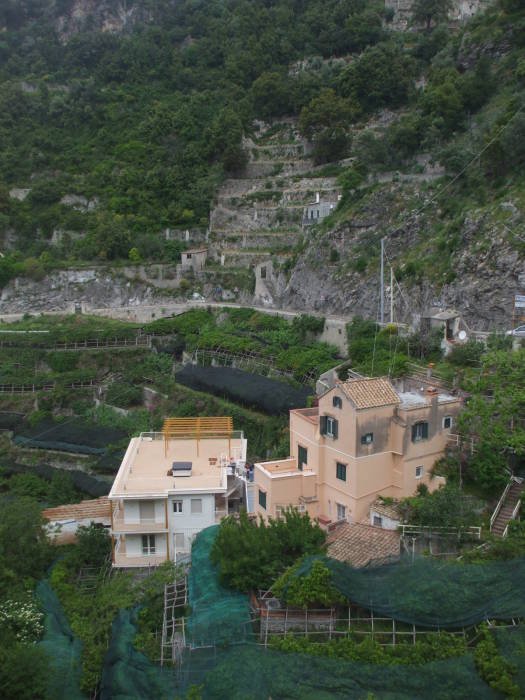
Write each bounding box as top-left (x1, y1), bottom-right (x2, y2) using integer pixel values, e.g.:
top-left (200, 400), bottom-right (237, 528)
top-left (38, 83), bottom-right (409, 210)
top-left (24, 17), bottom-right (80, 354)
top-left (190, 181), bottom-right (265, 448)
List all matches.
top-left (162, 416), bottom-right (234, 457)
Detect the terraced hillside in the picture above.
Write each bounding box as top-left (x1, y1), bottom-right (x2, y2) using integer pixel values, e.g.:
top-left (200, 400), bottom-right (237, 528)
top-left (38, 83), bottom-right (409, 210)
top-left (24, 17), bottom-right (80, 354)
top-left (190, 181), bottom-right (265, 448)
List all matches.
top-left (208, 121), bottom-right (342, 280)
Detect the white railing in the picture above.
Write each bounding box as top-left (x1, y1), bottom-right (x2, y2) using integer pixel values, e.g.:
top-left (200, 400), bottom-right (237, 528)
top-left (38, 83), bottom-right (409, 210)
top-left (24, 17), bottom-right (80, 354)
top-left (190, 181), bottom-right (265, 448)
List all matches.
top-left (503, 499), bottom-right (522, 538)
top-left (399, 524), bottom-right (482, 539)
top-left (490, 475), bottom-right (522, 532)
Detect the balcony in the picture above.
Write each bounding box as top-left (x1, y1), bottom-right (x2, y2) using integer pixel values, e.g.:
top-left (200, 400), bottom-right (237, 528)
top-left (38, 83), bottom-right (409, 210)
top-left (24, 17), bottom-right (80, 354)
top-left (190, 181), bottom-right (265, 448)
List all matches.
top-left (113, 537), bottom-right (168, 568)
top-left (112, 513), bottom-right (168, 533)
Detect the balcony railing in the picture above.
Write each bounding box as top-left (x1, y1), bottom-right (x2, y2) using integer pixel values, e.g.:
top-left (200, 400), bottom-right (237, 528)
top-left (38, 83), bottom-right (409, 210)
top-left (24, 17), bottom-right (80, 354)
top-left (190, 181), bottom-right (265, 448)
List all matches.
top-left (112, 514), bottom-right (168, 533)
top-left (113, 551), bottom-right (167, 568)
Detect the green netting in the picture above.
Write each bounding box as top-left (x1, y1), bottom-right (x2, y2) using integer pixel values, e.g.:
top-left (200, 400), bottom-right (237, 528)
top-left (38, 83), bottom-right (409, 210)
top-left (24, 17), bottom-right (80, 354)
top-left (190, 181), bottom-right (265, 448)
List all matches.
top-left (278, 556), bottom-right (525, 629)
top-left (98, 526), bottom-right (497, 699)
top-left (36, 580), bottom-right (87, 700)
top-left (493, 626), bottom-right (525, 692)
top-left (100, 619), bottom-right (495, 700)
top-left (187, 525), bottom-right (254, 647)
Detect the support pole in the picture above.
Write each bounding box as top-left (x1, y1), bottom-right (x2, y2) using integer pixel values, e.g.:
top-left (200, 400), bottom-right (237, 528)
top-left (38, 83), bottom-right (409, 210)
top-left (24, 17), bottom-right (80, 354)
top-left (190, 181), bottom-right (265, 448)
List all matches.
top-left (380, 237), bottom-right (385, 325)
top-left (390, 265), bottom-right (394, 324)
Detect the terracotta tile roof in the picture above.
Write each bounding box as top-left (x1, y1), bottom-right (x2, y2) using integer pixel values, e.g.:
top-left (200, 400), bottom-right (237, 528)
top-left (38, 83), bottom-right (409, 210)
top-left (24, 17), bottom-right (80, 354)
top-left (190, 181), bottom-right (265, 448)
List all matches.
top-left (370, 497), bottom-right (401, 521)
top-left (326, 522), bottom-right (400, 568)
top-left (43, 497), bottom-right (111, 522)
top-left (339, 377), bottom-right (400, 409)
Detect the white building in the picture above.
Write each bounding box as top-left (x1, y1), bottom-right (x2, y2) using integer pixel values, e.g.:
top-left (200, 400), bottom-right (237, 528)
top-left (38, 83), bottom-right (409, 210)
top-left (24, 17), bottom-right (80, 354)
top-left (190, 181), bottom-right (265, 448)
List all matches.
top-left (109, 417), bottom-right (247, 567)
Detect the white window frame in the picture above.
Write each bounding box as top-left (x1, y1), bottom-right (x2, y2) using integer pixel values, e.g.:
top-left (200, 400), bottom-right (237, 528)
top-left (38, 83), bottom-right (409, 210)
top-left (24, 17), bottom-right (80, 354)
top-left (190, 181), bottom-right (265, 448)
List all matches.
top-left (174, 532), bottom-right (185, 551)
top-left (373, 515), bottom-right (383, 528)
top-left (173, 500), bottom-right (183, 513)
top-left (442, 416), bottom-right (453, 430)
top-left (336, 503), bottom-right (347, 521)
top-left (415, 465), bottom-right (423, 479)
top-left (191, 498), bottom-right (203, 514)
top-left (141, 534), bottom-right (156, 555)
top-left (326, 416), bottom-right (336, 437)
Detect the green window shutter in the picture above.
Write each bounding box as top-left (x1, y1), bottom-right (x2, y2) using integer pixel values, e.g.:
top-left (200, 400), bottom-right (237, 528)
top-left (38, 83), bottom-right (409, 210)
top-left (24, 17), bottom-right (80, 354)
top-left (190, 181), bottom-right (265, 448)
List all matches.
top-left (258, 490), bottom-right (266, 510)
top-left (336, 463), bottom-right (346, 481)
top-left (332, 419), bottom-right (338, 439)
top-left (412, 424), bottom-right (417, 442)
top-left (320, 416), bottom-right (327, 435)
top-left (422, 422), bottom-right (429, 439)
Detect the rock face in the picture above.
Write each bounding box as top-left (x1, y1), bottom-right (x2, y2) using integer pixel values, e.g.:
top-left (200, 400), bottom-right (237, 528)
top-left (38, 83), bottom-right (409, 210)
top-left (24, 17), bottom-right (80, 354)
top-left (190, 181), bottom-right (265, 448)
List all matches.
top-left (54, 0), bottom-right (155, 41)
top-left (278, 186), bottom-right (525, 331)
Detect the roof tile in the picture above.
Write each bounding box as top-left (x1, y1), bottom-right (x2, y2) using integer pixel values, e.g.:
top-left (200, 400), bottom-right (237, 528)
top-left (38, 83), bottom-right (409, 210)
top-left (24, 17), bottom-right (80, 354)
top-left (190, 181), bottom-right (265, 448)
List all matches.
top-left (339, 377), bottom-right (400, 409)
top-left (327, 522), bottom-right (400, 568)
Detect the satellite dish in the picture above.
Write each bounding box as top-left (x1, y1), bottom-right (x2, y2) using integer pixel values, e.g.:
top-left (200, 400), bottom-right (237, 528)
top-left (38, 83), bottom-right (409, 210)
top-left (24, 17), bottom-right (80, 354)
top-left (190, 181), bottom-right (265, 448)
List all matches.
top-left (458, 330), bottom-right (467, 341)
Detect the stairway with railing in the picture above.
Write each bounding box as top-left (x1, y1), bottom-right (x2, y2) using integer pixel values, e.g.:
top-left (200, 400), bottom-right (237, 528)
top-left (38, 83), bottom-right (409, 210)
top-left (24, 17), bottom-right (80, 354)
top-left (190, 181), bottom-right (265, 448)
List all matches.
top-left (490, 476), bottom-right (524, 537)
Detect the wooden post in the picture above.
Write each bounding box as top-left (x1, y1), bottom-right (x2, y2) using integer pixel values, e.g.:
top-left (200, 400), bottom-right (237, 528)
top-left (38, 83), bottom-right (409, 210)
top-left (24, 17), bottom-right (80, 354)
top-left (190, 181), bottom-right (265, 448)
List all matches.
top-left (196, 417), bottom-right (200, 457)
top-left (111, 535), bottom-right (115, 564)
top-left (110, 500), bottom-right (114, 531)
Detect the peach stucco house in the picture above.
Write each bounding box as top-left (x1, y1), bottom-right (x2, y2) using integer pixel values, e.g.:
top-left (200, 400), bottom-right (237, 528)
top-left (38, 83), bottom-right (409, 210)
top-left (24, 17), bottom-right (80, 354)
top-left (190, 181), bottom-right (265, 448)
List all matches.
top-left (253, 377), bottom-right (461, 525)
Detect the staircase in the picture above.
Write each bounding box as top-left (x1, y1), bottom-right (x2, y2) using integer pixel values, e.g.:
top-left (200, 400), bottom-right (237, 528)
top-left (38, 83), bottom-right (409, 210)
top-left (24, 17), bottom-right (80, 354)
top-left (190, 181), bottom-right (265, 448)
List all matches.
top-left (490, 477), bottom-right (524, 537)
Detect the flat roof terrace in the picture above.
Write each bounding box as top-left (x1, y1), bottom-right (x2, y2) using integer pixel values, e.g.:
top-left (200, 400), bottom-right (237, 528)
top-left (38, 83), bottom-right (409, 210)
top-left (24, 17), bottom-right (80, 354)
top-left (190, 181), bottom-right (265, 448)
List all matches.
top-left (110, 431), bottom-right (245, 498)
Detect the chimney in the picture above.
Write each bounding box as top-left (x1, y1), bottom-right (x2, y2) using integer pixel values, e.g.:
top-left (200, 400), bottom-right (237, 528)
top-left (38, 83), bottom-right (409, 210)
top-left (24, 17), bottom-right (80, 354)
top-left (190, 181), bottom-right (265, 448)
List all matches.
top-left (426, 386), bottom-right (438, 406)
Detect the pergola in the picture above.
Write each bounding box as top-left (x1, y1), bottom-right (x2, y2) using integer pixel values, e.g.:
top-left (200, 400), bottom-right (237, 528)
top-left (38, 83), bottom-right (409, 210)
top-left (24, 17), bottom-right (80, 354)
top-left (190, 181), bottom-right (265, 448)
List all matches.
top-left (162, 416), bottom-right (234, 456)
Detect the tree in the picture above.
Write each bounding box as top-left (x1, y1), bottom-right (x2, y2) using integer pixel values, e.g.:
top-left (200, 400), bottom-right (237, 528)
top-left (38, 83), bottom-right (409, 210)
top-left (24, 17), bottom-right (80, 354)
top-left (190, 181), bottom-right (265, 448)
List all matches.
top-left (398, 484), bottom-right (480, 529)
top-left (210, 509), bottom-right (326, 591)
top-left (411, 0), bottom-right (453, 30)
top-left (0, 498), bottom-right (52, 597)
top-left (298, 89), bottom-right (353, 163)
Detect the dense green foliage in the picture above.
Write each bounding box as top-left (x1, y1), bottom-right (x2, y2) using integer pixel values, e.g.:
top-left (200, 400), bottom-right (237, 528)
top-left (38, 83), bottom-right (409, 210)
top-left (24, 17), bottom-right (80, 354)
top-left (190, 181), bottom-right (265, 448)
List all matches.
top-left (273, 559), bottom-right (346, 608)
top-left (269, 631), bottom-right (468, 665)
top-left (474, 625), bottom-right (520, 697)
top-left (456, 349), bottom-right (525, 492)
top-left (210, 510), bottom-right (326, 592)
top-left (398, 484), bottom-right (481, 530)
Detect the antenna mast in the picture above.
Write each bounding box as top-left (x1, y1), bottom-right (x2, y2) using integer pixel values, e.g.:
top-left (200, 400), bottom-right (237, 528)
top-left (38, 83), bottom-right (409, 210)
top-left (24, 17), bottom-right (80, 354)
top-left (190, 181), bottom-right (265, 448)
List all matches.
top-left (390, 265), bottom-right (394, 324)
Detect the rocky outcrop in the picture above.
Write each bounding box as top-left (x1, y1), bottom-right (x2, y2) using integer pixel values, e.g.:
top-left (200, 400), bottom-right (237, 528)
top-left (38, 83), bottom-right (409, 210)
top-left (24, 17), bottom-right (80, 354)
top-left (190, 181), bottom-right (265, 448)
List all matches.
top-left (278, 186), bottom-right (525, 331)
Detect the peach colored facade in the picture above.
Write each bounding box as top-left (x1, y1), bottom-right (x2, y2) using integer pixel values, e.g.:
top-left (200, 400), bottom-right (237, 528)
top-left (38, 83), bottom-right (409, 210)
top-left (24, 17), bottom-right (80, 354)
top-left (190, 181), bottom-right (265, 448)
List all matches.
top-left (254, 378), bottom-right (461, 525)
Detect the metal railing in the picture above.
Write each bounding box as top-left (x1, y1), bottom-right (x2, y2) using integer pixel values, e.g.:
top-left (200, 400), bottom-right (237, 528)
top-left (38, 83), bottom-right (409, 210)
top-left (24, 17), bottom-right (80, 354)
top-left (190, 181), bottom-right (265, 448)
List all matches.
top-left (490, 481), bottom-right (512, 532)
top-left (399, 524), bottom-right (482, 539)
top-left (503, 499), bottom-right (522, 538)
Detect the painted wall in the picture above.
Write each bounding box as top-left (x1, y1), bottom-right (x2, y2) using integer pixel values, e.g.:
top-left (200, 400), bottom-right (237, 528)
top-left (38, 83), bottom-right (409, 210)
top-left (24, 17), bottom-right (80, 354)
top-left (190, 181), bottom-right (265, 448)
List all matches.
top-left (123, 499), bottom-right (166, 525)
top-left (168, 493), bottom-right (215, 555)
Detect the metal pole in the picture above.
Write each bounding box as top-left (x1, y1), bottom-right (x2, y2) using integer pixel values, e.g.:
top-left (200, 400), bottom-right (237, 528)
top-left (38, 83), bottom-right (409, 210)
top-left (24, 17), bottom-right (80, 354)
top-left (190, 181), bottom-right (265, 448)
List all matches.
top-left (380, 238), bottom-right (385, 325)
top-left (390, 266), bottom-right (394, 324)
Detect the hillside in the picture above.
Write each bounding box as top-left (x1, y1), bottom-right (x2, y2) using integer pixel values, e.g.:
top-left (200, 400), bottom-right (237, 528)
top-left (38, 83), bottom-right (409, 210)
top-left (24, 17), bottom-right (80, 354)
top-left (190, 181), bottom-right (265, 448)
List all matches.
top-left (0, 0), bottom-right (524, 328)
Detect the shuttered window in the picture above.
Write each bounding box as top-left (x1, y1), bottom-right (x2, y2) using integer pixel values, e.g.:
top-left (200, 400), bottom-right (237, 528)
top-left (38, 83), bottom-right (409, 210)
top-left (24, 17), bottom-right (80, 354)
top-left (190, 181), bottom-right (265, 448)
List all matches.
top-left (321, 416), bottom-right (338, 438)
top-left (336, 462), bottom-right (347, 481)
top-left (258, 489), bottom-right (267, 510)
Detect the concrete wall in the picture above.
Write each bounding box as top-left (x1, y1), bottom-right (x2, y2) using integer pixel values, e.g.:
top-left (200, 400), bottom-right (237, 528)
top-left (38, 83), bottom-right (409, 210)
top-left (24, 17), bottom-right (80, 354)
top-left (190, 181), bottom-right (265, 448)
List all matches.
top-left (168, 493), bottom-right (215, 555)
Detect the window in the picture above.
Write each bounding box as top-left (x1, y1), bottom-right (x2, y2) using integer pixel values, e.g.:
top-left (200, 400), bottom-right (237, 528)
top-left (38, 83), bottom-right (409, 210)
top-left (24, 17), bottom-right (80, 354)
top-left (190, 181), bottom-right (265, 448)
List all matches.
top-left (259, 489), bottom-right (267, 510)
top-left (298, 445), bottom-right (308, 471)
top-left (186, 252), bottom-right (192, 259)
top-left (173, 500), bottom-right (183, 513)
top-left (174, 533), bottom-right (185, 550)
top-left (141, 534), bottom-right (156, 555)
top-left (373, 515), bottom-right (383, 527)
top-left (412, 422), bottom-right (429, 442)
top-left (260, 266), bottom-right (266, 279)
top-left (191, 498), bottom-right (202, 514)
top-left (336, 503), bottom-right (346, 521)
top-left (139, 500), bottom-right (155, 522)
top-left (332, 396), bottom-right (342, 409)
top-left (443, 416), bottom-right (452, 430)
top-left (361, 433), bottom-right (373, 445)
top-left (320, 415), bottom-right (338, 438)
top-left (336, 462), bottom-right (347, 481)
top-left (416, 466), bottom-right (423, 479)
